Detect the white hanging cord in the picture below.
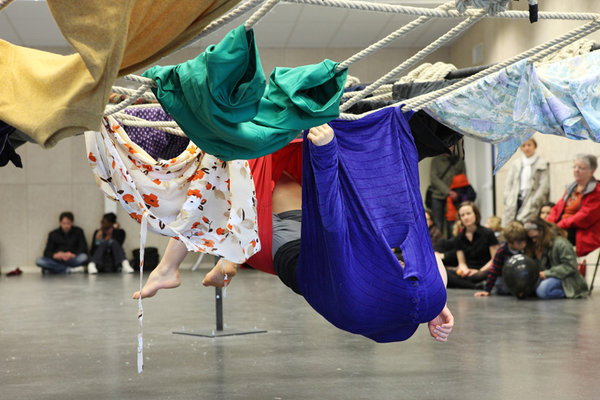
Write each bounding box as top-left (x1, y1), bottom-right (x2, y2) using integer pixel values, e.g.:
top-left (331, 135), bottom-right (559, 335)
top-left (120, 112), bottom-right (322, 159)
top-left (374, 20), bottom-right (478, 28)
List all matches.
top-left (340, 9), bottom-right (486, 112)
top-left (0, 0), bottom-right (14, 11)
top-left (137, 213), bottom-right (149, 374)
top-left (336, 1), bottom-right (455, 72)
top-left (245, 0), bottom-right (280, 31)
top-left (284, 0), bottom-right (600, 22)
top-left (404, 17), bottom-right (600, 111)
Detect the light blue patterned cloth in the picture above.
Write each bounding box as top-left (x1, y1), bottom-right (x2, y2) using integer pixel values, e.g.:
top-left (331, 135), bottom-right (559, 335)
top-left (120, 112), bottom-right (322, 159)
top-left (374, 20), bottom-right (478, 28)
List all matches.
top-left (425, 51), bottom-right (600, 171)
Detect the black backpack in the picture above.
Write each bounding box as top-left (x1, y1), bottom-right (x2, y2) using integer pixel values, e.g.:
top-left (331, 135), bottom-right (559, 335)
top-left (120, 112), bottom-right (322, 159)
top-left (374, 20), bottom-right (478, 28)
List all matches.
top-left (132, 247), bottom-right (159, 272)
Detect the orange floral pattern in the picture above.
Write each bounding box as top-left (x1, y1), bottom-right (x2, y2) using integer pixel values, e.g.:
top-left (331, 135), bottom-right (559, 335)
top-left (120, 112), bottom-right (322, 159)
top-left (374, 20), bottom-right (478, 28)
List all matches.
top-left (85, 115), bottom-right (260, 263)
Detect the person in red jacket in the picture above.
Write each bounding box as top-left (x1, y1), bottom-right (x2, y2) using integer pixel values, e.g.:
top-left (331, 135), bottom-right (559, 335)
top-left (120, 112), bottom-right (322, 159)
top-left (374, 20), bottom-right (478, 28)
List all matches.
top-left (547, 154), bottom-right (600, 257)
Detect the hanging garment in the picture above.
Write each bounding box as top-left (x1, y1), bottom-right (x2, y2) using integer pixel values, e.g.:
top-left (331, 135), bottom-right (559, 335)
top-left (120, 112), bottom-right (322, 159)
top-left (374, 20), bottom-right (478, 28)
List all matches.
top-left (143, 25), bottom-right (348, 161)
top-left (0, 121), bottom-right (22, 168)
top-left (297, 106), bottom-right (447, 343)
top-left (120, 107), bottom-right (189, 160)
top-left (85, 115), bottom-right (259, 264)
top-left (425, 51), bottom-right (600, 170)
top-left (244, 139), bottom-right (303, 275)
top-left (0, 0), bottom-right (240, 148)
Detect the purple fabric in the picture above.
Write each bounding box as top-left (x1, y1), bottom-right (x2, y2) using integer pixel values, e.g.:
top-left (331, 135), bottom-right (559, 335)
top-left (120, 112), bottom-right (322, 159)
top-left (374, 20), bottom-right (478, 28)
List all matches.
top-left (296, 106), bottom-right (446, 343)
top-left (121, 107), bottom-right (190, 160)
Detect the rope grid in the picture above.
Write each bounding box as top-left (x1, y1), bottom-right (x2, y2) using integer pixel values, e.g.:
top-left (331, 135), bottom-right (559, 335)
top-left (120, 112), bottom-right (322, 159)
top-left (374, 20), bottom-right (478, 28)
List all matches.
top-left (97, 0), bottom-right (600, 132)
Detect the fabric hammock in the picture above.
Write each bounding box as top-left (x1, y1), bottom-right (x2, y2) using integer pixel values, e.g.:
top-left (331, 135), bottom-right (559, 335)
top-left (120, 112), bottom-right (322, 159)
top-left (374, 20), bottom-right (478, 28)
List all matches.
top-left (85, 115), bottom-right (260, 264)
top-left (425, 50), bottom-right (600, 170)
top-left (297, 106), bottom-right (446, 343)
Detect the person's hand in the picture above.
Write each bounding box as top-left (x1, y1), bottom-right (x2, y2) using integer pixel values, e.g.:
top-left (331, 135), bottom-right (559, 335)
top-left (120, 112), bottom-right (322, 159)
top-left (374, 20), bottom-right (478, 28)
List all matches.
top-left (64, 252), bottom-right (75, 261)
top-left (307, 124), bottom-right (334, 147)
top-left (474, 291), bottom-right (490, 297)
top-left (428, 305), bottom-right (454, 342)
top-left (539, 271), bottom-right (546, 280)
top-left (457, 265), bottom-right (470, 277)
top-left (53, 251), bottom-right (64, 260)
top-left (449, 190), bottom-right (458, 201)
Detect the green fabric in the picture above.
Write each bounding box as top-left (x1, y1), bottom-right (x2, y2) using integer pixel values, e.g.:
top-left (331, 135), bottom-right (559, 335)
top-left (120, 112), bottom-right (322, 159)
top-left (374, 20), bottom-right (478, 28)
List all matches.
top-left (143, 25), bottom-right (348, 161)
top-left (539, 237), bottom-right (588, 298)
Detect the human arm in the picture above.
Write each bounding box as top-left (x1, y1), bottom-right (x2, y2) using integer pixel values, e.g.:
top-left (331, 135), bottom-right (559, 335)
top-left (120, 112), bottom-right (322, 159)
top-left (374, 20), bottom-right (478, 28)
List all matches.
top-left (480, 244), bottom-right (500, 272)
top-left (43, 231), bottom-right (58, 259)
top-left (456, 250), bottom-right (471, 276)
top-left (475, 244), bottom-right (505, 296)
top-left (557, 188), bottom-right (600, 230)
top-left (529, 163), bottom-right (550, 207)
top-left (429, 157), bottom-right (451, 196)
top-left (307, 124), bottom-right (344, 230)
top-left (75, 227), bottom-right (88, 255)
top-left (543, 238), bottom-right (579, 280)
top-left (546, 197), bottom-right (564, 223)
top-left (428, 305), bottom-right (454, 342)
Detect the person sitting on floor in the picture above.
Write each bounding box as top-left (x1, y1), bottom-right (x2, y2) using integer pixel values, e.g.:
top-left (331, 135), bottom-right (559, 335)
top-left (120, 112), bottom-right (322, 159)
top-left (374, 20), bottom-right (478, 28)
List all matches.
top-left (446, 201), bottom-right (499, 289)
top-left (36, 211), bottom-right (88, 274)
top-left (474, 221), bottom-right (528, 297)
top-left (88, 213), bottom-right (134, 274)
top-left (132, 123), bottom-right (454, 343)
top-left (523, 218), bottom-right (588, 299)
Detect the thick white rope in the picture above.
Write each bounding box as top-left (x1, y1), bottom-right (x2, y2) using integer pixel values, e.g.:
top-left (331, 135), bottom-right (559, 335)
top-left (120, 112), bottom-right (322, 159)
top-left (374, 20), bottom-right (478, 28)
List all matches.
top-left (283, 0), bottom-right (600, 21)
top-left (245, 0), bottom-right (280, 31)
top-left (340, 9), bottom-right (486, 112)
top-left (404, 18), bottom-right (600, 111)
top-left (189, 0), bottom-right (266, 45)
top-left (105, 83), bottom-right (154, 116)
top-left (336, 1), bottom-right (455, 72)
top-left (113, 113), bottom-right (187, 137)
top-left (337, 17), bottom-right (600, 120)
top-left (111, 86), bottom-right (157, 103)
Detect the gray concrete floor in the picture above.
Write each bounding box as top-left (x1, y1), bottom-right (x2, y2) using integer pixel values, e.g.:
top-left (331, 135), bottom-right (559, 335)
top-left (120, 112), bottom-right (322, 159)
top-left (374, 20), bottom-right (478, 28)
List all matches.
top-left (1, 268), bottom-right (598, 400)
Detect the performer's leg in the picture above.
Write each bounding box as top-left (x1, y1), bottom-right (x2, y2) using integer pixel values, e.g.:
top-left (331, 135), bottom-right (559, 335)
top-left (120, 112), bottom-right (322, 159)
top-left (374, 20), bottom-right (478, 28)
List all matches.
top-left (132, 238), bottom-right (187, 299)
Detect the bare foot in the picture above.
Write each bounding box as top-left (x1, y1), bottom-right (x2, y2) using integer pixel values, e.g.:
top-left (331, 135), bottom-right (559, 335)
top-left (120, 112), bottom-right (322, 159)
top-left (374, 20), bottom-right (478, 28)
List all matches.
top-left (132, 265), bottom-right (181, 299)
top-left (202, 259), bottom-right (237, 287)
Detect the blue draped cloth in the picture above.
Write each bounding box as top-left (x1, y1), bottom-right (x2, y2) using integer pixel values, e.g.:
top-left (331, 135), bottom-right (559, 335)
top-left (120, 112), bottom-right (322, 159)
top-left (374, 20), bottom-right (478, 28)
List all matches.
top-left (425, 51), bottom-right (600, 170)
top-left (297, 106), bottom-right (447, 343)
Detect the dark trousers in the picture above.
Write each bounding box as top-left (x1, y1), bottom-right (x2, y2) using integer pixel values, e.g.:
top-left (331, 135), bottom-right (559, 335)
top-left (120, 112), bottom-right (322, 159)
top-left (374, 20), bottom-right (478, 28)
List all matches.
top-left (446, 268), bottom-right (487, 289)
top-left (92, 240), bottom-right (126, 266)
top-left (431, 197), bottom-right (454, 237)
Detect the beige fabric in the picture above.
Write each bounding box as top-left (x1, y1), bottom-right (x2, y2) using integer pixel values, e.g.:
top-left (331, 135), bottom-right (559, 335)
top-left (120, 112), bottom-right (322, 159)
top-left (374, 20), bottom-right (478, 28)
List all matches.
top-left (503, 155), bottom-right (550, 224)
top-left (0, 0), bottom-right (240, 148)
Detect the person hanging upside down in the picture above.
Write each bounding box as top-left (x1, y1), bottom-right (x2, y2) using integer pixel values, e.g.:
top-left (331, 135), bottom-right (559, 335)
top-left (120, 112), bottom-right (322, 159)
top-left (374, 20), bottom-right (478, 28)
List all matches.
top-left (134, 123), bottom-right (454, 343)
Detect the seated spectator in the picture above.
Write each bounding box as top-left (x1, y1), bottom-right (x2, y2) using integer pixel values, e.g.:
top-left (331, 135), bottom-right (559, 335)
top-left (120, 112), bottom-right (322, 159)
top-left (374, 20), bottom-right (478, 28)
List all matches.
top-left (36, 212), bottom-right (88, 274)
top-left (425, 208), bottom-right (443, 248)
top-left (547, 154), bottom-right (600, 257)
top-left (446, 202), bottom-right (499, 289)
top-left (485, 215), bottom-right (504, 242)
top-left (538, 201), bottom-right (555, 220)
top-left (474, 221), bottom-right (528, 297)
top-left (523, 219), bottom-right (588, 299)
top-left (88, 213), bottom-right (134, 274)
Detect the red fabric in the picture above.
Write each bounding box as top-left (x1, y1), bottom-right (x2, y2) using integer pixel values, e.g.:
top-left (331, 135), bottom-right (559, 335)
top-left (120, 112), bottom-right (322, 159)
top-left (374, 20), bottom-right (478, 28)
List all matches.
top-left (245, 139), bottom-right (303, 274)
top-left (547, 181), bottom-right (600, 257)
top-left (445, 173), bottom-right (470, 222)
